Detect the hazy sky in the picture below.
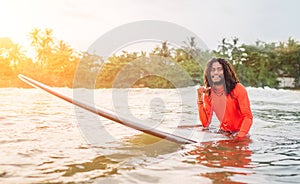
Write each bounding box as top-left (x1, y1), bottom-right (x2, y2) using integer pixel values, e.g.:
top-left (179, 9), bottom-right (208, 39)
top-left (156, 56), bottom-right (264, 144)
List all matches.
top-left (1, 0), bottom-right (300, 54)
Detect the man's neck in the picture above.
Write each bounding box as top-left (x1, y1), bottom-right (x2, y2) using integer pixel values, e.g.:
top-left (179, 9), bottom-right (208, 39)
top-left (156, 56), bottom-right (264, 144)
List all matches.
top-left (213, 84), bottom-right (224, 90)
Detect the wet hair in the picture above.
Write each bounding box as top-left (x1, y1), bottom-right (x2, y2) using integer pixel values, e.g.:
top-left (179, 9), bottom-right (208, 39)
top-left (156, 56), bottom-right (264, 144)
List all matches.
top-left (204, 58), bottom-right (239, 95)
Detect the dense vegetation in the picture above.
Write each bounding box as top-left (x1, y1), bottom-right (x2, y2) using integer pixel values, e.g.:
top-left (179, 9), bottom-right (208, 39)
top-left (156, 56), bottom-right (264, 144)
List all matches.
top-left (0, 28), bottom-right (299, 88)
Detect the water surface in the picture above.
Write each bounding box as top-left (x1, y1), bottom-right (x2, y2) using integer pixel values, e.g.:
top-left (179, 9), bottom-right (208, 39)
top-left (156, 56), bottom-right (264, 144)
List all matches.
top-left (0, 87), bottom-right (299, 183)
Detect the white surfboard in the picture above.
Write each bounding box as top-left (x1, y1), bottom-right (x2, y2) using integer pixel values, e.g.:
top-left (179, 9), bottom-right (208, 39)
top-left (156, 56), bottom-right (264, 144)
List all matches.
top-left (18, 74), bottom-right (197, 144)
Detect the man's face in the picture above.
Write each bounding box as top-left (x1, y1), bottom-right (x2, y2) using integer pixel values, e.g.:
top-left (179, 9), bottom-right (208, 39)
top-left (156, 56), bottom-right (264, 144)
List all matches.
top-left (210, 62), bottom-right (224, 85)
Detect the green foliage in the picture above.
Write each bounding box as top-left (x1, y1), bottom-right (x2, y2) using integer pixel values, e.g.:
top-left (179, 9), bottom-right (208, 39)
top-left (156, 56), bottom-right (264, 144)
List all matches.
top-left (0, 28), bottom-right (299, 88)
top-left (93, 39), bottom-right (210, 88)
top-left (73, 52), bottom-right (102, 88)
top-left (275, 38), bottom-right (300, 87)
top-left (214, 38), bottom-right (300, 88)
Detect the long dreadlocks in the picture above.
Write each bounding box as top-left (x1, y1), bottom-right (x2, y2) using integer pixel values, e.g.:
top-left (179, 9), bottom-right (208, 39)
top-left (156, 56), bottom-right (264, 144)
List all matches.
top-left (204, 58), bottom-right (239, 96)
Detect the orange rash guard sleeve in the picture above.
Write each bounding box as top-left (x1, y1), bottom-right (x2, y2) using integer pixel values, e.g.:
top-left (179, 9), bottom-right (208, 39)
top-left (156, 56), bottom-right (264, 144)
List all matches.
top-left (198, 94), bottom-right (212, 128)
top-left (235, 85), bottom-right (253, 138)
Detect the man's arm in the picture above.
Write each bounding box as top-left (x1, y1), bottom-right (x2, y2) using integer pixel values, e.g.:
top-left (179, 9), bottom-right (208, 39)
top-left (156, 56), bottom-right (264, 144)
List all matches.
top-left (198, 94), bottom-right (212, 128)
top-left (235, 84), bottom-right (253, 138)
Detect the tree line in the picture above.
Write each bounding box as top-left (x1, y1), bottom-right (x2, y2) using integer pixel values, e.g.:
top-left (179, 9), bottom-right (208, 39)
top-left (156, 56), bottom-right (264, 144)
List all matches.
top-left (0, 28), bottom-right (299, 88)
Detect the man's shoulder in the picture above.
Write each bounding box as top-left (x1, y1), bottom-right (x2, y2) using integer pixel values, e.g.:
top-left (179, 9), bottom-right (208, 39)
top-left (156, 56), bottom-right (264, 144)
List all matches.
top-left (232, 83), bottom-right (247, 95)
top-left (235, 83), bottom-right (245, 89)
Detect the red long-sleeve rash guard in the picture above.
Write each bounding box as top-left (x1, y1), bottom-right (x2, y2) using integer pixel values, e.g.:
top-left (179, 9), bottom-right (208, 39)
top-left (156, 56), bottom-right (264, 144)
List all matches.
top-left (198, 83), bottom-right (253, 137)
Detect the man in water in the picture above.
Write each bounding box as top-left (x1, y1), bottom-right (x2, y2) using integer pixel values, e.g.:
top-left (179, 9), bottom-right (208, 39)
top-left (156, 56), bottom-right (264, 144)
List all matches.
top-left (197, 58), bottom-right (253, 139)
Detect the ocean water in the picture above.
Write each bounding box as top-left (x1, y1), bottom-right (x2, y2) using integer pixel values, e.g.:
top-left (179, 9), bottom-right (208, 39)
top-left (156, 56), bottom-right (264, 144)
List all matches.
top-left (0, 87), bottom-right (299, 184)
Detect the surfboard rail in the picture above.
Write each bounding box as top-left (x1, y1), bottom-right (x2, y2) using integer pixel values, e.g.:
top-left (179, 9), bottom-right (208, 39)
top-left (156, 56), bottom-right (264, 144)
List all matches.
top-left (18, 74), bottom-right (197, 144)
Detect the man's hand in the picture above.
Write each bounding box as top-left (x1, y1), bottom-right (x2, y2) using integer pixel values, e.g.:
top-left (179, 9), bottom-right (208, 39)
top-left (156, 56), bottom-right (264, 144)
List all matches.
top-left (197, 86), bottom-right (211, 95)
top-left (197, 86), bottom-right (211, 101)
top-left (230, 131), bottom-right (248, 140)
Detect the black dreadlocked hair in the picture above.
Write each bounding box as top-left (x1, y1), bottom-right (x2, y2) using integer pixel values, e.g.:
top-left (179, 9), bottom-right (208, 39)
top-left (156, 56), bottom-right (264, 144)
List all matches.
top-left (204, 58), bottom-right (239, 96)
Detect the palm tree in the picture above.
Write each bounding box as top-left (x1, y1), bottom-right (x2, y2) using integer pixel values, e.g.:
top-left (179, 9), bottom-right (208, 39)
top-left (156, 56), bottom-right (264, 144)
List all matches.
top-left (29, 28), bottom-right (54, 68)
top-left (8, 43), bottom-right (26, 72)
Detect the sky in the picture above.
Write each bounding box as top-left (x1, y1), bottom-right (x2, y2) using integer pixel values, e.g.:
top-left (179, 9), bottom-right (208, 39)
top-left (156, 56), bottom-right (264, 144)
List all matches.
top-left (1, 0), bottom-right (300, 55)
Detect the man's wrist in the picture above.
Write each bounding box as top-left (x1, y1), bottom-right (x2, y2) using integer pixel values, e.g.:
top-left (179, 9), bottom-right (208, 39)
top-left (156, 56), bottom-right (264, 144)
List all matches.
top-left (236, 131), bottom-right (247, 138)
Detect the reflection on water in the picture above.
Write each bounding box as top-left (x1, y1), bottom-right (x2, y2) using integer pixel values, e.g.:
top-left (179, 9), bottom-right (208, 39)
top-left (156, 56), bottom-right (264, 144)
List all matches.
top-left (122, 133), bottom-right (181, 158)
top-left (187, 138), bottom-right (253, 183)
top-left (43, 155), bottom-right (119, 177)
top-left (0, 87), bottom-right (299, 183)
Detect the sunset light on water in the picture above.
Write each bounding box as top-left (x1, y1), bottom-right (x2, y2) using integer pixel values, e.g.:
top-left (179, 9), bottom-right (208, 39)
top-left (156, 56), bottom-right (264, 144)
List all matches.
top-left (0, 0), bottom-right (300, 183)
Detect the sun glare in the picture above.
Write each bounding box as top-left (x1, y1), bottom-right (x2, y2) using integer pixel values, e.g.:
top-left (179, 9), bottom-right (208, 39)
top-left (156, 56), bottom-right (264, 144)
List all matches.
top-left (0, 1), bottom-right (33, 52)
